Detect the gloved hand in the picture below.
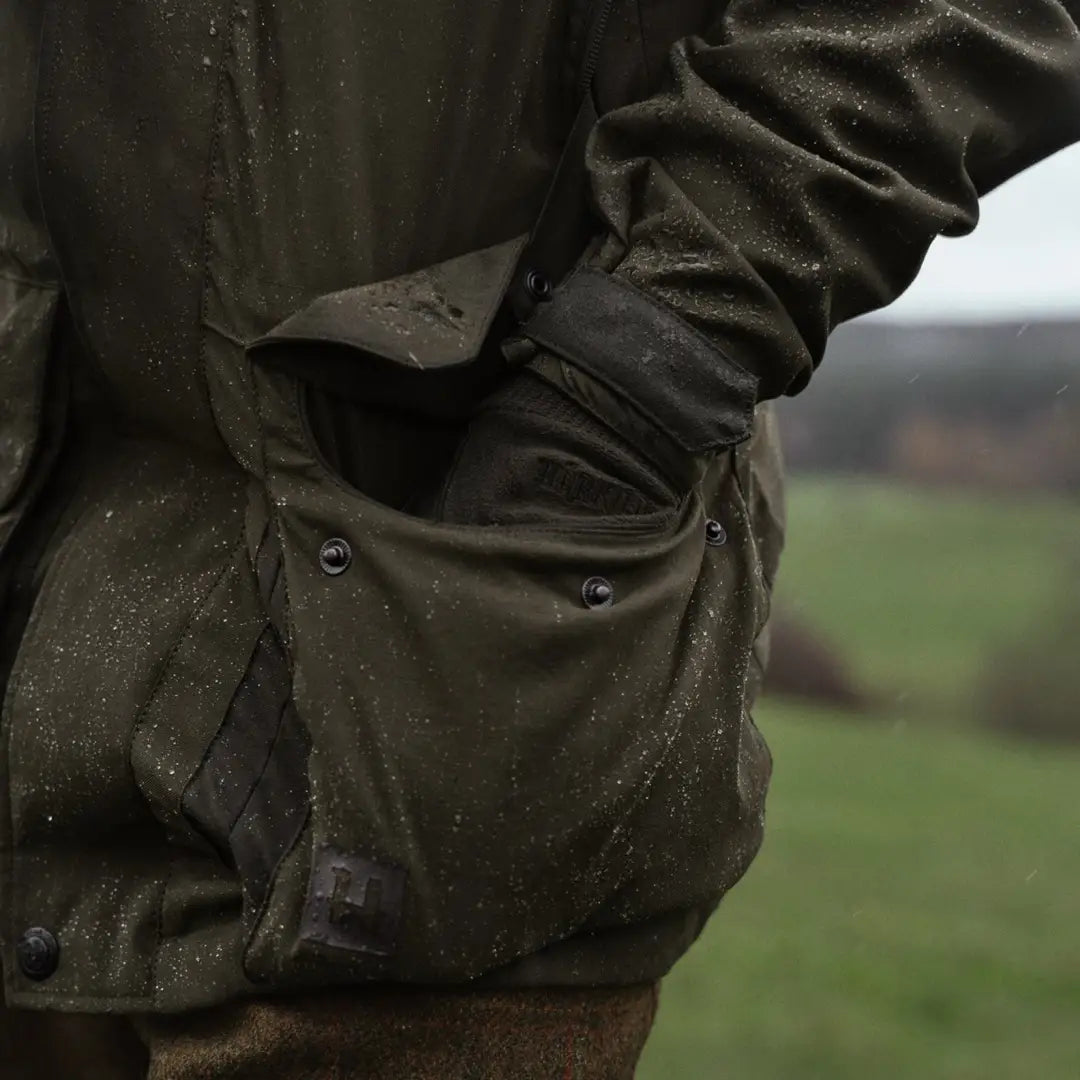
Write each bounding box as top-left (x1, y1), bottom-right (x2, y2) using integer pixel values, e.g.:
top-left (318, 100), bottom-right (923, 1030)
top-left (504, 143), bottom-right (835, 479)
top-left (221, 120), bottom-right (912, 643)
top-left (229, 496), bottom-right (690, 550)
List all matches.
top-left (424, 356), bottom-right (685, 529)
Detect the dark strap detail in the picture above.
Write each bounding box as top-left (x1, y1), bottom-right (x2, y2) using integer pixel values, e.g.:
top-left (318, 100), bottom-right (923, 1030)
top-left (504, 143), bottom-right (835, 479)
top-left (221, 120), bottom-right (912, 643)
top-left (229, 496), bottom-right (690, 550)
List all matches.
top-left (181, 628), bottom-right (291, 845)
top-left (521, 268), bottom-right (760, 454)
top-left (228, 698), bottom-right (311, 908)
top-left (181, 529), bottom-right (311, 912)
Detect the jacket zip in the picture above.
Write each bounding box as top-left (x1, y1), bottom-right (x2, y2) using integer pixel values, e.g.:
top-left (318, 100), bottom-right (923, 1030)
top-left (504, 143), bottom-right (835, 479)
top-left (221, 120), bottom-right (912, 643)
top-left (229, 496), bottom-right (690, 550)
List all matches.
top-left (577, 0), bottom-right (617, 100)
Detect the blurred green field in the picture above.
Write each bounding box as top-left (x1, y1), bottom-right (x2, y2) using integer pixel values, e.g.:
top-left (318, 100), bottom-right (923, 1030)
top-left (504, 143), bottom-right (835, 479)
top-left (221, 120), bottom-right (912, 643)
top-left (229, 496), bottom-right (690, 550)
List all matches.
top-left (775, 476), bottom-right (1080, 720)
top-left (637, 477), bottom-right (1080, 1079)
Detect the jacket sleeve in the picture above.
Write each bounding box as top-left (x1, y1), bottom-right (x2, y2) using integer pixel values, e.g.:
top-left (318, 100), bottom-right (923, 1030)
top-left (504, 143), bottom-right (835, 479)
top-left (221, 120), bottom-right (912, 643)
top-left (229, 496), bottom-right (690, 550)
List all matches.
top-left (519, 0), bottom-right (1080, 455)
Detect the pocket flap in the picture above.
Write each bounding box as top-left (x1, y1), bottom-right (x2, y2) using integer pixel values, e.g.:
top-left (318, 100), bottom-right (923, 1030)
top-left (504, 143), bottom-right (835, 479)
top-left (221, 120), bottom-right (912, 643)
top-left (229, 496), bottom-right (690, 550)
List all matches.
top-left (248, 234), bottom-right (528, 417)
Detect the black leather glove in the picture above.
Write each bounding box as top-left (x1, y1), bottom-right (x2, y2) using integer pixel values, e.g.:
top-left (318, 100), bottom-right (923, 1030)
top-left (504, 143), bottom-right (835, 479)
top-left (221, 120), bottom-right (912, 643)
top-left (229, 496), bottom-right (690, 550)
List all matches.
top-left (425, 360), bottom-right (682, 529)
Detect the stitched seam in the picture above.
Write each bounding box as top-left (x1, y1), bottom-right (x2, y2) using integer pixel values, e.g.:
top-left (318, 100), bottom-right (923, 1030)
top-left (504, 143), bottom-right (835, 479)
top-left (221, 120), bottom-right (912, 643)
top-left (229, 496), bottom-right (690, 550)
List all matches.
top-left (635, 0), bottom-right (653, 89)
top-left (198, 1), bottom-right (249, 451)
top-left (563, 0), bottom-right (587, 119)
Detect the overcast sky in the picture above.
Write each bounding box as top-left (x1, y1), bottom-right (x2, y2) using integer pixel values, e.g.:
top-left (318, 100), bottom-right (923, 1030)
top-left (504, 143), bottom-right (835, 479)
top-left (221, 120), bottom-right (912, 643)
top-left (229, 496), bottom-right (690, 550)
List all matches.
top-left (870, 142), bottom-right (1080, 323)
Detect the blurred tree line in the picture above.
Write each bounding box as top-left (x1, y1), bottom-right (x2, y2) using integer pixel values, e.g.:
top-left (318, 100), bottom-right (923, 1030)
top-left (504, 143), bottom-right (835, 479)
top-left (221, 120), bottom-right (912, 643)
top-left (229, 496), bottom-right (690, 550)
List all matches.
top-left (779, 319), bottom-right (1080, 493)
top-left (766, 317), bottom-right (1080, 743)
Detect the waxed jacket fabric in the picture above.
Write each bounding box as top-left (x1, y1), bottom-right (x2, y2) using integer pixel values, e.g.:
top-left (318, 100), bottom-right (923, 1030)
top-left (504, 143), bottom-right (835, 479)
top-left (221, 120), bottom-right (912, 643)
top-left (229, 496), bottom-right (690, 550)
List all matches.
top-left (1, 0), bottom-right (1079, 1014)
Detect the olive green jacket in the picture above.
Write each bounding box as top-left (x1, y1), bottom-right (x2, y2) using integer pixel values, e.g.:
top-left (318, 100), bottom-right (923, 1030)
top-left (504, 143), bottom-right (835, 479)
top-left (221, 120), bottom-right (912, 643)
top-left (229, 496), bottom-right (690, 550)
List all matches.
top-left (1, 0), bottom-right (1078, 1013)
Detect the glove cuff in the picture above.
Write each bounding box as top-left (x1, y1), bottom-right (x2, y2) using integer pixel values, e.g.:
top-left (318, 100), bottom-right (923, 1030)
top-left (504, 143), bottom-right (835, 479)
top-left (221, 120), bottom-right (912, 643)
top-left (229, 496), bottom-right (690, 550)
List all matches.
top-left (520, 267), bottom-right (759, 455)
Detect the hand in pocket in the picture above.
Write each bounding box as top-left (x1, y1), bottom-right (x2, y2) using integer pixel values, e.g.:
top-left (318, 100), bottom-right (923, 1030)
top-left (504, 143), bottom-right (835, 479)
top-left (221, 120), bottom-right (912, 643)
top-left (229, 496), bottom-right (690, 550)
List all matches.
top-left (425, 367), bottom-right (680, 528)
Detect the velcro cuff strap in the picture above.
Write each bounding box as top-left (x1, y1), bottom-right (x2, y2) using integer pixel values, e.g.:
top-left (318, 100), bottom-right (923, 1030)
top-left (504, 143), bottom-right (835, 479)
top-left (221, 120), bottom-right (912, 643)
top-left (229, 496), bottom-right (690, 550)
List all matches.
top-left (521, 268), bottom-right (759, 454)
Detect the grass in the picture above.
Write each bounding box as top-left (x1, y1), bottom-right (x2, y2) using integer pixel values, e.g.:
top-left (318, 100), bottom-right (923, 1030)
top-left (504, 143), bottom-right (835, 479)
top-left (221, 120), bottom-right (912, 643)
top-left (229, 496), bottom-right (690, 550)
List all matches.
top-left (638, 702), bottom-right (1080, 1080)
top-left (774, 477), bottom-right (1080, 720)
top-left (637, 477), bottom-right (1080, 1079)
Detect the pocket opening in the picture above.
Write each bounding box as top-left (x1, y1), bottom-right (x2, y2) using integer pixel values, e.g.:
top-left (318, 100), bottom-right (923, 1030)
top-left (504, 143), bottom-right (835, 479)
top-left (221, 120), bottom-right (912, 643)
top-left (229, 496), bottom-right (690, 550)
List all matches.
top-left (296, 373), bottom-right (685, 541)
top-left (301, 381), bottom-right (467, 516)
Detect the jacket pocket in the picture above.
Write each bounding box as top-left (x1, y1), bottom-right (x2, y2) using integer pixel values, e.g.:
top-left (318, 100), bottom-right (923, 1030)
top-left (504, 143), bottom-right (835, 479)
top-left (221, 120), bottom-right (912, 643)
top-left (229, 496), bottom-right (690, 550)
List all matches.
top-left (232, 277), bottom-right (772, 989)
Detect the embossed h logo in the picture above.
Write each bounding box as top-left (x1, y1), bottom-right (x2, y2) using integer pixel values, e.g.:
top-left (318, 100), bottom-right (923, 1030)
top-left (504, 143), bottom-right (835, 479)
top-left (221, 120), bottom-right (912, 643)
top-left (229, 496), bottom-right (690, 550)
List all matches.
top-left (301, 846), bottom-right (407, 957)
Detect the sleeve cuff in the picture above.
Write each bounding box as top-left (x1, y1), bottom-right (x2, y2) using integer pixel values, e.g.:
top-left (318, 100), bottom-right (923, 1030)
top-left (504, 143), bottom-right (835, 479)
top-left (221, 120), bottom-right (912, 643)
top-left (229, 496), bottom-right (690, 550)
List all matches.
top-left (519, 267), bottom-right (759, 454)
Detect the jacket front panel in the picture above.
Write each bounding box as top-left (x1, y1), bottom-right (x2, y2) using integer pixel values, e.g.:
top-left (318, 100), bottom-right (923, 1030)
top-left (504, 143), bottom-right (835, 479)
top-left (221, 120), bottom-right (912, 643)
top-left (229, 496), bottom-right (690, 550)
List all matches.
top-left (31, 0), bottom-right (579, 452)
top-left (33, 0), bottom-right (231, 450)
top-left (0, 0), bottom-right (785, 1011)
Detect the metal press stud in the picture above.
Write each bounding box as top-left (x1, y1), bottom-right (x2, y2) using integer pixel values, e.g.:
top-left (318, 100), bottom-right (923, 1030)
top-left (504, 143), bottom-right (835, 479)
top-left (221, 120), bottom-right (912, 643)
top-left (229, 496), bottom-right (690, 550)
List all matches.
top-left (319, 537), bottom-right (352, 576)
top-left (524, 268), bottom-right (553, 303)
top-left (704, 519), bottom-right (727, 547)
top-left (581, 576), bottom-right (614, 609)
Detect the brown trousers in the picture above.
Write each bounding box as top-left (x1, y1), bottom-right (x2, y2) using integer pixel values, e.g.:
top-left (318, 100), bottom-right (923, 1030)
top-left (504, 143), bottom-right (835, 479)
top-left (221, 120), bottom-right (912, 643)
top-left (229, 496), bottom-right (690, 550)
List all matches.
top-left (0, 984), bottom-right (659, 1079)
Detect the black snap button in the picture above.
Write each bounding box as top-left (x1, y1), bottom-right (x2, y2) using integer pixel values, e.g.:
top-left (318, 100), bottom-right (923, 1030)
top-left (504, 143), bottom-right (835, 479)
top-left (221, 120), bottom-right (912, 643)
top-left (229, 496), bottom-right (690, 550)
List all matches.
top-left (319, 537), bottom-right (352, 576)
top-left (524, 268), bottom-right (553, 303)
top-left (17, 927), bottom-right (59, 981)
top-left (704, 519), bottom-right (727, 546)
top-left (581, 576), bottom-right (614, 609)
